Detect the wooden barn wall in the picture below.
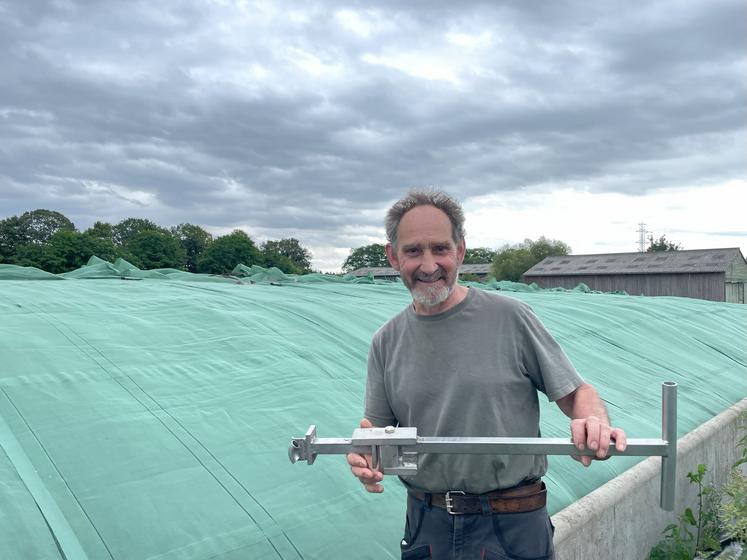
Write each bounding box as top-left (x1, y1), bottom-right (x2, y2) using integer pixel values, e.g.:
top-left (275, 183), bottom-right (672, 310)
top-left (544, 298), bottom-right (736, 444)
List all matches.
top-left (522, 272), bottom-right (726, 301)
top-left (726, 256), bottom-right (747, 283)
top-left (725, 282), bottom-right (745, 304)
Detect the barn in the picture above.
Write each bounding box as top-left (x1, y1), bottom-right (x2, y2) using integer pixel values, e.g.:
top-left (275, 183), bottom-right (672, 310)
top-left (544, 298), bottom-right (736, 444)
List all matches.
top-left (350, 263), bottom-right (493, 280)
top-left (522, 247), bottom-right (747, 303)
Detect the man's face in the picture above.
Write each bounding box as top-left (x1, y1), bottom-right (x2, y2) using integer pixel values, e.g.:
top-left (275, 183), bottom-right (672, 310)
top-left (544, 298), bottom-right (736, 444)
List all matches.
top-left (386, 205), bottom-right (465, 313)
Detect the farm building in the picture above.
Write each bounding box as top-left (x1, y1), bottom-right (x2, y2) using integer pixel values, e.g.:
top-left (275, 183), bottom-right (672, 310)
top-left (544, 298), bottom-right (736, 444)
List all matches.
top-left (350, 263), bottom-right (493, 280)
top-left (523, 247), bottom-right (747, 303)
top-left (349, 266), bottom-right (400, 279)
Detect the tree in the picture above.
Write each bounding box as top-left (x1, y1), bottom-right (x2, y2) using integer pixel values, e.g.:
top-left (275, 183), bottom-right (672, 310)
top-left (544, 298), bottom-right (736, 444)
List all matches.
top-left (171, 223), bottom-right (213, 273)
top-left (261, 252), bottom-right (303, 275)
top-left (647, 234), bottom-right (682, 252)
top-left (463, 247), bottom-right (497, 264)
top-left (0, 215), bottom-right (23, 263)
top-left (342, 243), bottom-right (388, 272)
top-left (18, 209), bottom-right (75, 244)
top-left (112, 218), bottom-right (165, 246)
top-left (78, 231), bottom-right (119, 264)
top-left (50, 230), bottom-right (119, 271)
top-left (261, 238), bottom-right (312, 273)
top-left (125, 230), bottom-right (187, 270)
top-left (86, 221), bottom-right (115, 241)
top-left (491, 237), bottom-right (571, 282)
top-left (527, 236), bottom-right (571, 262)
top-left (13, 243), bottom-right (64, 272)
top-left (197, 230), bottom-right (262, 274)
top-left (12, 230), bottom-right (119, 273)
top-left (491, 246), bottom-right (536, 282)
top-left (0, 210), bottom-right (75, 262)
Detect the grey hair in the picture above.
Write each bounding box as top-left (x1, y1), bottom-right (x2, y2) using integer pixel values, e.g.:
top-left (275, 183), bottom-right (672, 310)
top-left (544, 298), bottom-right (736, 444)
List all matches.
top-left (385, 189), bottom-right (466, 249)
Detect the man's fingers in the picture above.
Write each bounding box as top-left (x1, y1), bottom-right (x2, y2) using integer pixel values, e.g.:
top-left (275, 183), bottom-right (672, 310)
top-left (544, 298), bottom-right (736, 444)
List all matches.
top-left (611, 427), bottom-right (628, 451)
top-left (585, 416), bottom-right (601, 451)
top-left (348, 420), bottom-right (385, 493)
top-left (570, 417), bottom-right (602, 451)
top-left (347, 449), bottom-right (383, 487)
top-left (351, 466), bottom-right (383, 482)
top-left (570, 418), bottom-right (626, 463)
top-left (346, 452), bottom-right (369, 468)
top-left (570, 419), bottom-right (587, 451)
top-left (572, 454), bottom-right (593, 467)
top-left (596, 425), bottom-right (612, 459)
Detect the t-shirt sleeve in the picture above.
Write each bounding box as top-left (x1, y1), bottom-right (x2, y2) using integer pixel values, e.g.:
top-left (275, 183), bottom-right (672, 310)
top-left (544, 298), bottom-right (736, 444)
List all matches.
top-left (517, 303), bottom-right (584, 402)
top-left (364, 335), bottom-right (397, 427)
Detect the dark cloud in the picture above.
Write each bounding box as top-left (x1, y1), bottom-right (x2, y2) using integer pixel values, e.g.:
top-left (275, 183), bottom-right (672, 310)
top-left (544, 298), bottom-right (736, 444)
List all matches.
top-left (0, 0), bottom-right (745, 268)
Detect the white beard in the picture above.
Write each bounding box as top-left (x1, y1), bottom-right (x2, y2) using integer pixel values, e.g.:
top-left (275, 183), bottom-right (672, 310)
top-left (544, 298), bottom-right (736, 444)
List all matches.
top-left (411, 281), bottom-right (453, 308)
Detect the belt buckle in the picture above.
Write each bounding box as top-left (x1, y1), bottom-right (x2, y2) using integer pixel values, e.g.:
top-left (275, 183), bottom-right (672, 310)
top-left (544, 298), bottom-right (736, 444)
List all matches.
top-left (444, 490), bottom-right (465, 515)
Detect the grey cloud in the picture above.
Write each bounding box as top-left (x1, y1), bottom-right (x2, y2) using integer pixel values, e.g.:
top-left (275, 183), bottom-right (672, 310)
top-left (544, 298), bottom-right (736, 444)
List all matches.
top-left (0, 0), bottom-right (744, 268)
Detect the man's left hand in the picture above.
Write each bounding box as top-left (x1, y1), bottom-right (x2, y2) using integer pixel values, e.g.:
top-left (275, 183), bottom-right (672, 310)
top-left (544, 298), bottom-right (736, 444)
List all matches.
top-left (570, 416), bottom-right (627, 467)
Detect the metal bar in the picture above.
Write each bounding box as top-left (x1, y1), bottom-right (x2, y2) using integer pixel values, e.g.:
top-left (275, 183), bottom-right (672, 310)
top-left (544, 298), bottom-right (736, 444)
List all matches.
top-left (298, 438), bottom-right (667, 459)
top-left (415, 437), bottom-right (667, 456)
top-left (289, 381), bottom-right (679, 511)
top-left (312, 438), bottom-right (355, 455)
top-left (660, 381), bottom-right (678, 511)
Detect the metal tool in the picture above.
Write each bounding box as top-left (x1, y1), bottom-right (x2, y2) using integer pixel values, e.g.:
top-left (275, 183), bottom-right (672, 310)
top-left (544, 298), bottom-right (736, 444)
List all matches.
top-left (289, 381), bottom-right (678, 510)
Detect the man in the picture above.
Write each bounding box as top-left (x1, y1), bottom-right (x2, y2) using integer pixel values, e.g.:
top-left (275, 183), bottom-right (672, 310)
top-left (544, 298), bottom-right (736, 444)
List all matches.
top-left (347, 190), bottom-right (627, 559)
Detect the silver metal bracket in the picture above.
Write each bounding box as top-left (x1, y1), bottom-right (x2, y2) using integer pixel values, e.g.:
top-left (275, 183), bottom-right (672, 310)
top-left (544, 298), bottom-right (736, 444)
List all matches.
top-left (289, 381), bottom-right (678, 510)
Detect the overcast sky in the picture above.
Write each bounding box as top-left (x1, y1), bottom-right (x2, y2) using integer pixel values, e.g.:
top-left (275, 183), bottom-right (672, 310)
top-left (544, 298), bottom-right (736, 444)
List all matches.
top-left (1, 0), bottom-right (745, 271)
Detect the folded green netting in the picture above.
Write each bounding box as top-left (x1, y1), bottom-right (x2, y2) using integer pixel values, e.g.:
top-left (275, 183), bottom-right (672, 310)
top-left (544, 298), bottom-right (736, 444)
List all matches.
top-left (0, 270), bottom-right (745, 559)
top-left (0, 257), bottom-right (395, 286)
top-left (0, 263), bottom-right (64, 280)
top-left (231, 263), bottom-right (387, 285)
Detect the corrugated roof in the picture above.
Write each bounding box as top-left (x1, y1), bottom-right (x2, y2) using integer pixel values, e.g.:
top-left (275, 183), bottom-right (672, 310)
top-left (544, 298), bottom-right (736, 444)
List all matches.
top-left (461, 263), bottom-right (493, 274)
top-left (349, 267), bottom-right (400, 277)
top-left (350, 264), bottom-right (493, 277)
top-left (524, 248), bottom-right (745, 276)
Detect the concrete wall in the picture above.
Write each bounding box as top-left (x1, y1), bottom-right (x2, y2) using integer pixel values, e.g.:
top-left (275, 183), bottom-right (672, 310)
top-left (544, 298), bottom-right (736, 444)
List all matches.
top-left (552, 397), bottom-right (747, 560)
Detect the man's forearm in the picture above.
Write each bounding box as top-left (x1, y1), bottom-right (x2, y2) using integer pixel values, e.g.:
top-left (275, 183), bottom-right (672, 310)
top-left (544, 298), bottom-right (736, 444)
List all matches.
top-left (557, 383), bottom-right (610, 423)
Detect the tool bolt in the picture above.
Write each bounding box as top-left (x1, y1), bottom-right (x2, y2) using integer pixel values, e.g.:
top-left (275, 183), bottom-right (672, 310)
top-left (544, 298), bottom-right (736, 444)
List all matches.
top-left (385, 426), bottom-right (395, 434)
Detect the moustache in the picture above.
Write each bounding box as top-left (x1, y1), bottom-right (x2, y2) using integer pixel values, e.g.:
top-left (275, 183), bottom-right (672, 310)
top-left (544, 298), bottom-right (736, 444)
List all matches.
top-left (415, 271), bottom-right (445, 282)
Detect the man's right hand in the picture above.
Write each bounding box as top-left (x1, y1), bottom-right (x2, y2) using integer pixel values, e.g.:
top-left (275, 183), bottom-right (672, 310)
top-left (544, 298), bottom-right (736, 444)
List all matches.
top-left (346, 418), bottom-right (385, 493)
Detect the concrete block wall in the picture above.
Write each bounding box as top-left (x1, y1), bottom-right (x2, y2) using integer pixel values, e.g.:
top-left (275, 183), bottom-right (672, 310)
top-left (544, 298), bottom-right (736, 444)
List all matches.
top-left (552, 397), bottom-right (747, 560)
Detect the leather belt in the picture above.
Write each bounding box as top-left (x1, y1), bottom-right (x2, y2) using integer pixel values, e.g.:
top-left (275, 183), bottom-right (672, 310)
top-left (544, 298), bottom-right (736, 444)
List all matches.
top-left (408, 481), bottom-right (546, 515)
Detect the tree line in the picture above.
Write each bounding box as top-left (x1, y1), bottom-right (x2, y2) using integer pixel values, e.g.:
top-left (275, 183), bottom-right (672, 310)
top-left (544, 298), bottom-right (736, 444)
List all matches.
top-left (2, 209), bottom-right (682, 278)
top-left (0, 209), bottom-right (313, 275)
top-left (341, 237), bottom-right (572, 281)
top-left (341, 234), bottom-right (681, 281)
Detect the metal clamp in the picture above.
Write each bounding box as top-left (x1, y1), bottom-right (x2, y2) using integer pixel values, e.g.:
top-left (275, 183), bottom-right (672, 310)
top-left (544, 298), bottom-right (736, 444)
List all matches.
top-left (290, 381), bottom-right (678, 510)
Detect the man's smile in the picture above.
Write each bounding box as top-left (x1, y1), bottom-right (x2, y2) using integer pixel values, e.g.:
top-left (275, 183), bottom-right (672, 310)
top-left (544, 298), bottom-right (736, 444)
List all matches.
top-left (414, 271), bottom-right (445, 283)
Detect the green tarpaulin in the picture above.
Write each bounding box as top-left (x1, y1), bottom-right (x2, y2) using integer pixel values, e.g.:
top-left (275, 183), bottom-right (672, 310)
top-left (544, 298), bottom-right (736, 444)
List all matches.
top-left (0, 259), bottom-right (745, 559)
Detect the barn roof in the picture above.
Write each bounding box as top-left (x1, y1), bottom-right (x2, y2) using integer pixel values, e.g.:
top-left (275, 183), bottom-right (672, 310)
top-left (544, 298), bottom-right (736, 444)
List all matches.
top-left (349, 266), bottom-right (400, 277)
top-left (350, 263), bottom-right (493, 277)
top-left (524, 248), bottom-right (745, 276)
top-left (461, 263), bottom-right (493, 274)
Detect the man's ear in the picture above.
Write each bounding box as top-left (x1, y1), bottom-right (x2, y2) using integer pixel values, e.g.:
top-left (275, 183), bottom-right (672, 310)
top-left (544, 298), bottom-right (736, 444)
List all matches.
top-left (385, 243), bottom-right (400, 270)
top-left (456, 239), bottom-right (466, 265)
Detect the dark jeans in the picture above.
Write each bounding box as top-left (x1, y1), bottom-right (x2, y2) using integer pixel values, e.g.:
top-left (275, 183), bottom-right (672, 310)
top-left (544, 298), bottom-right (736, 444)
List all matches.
top-left (401, 492), bottom-right (555, 560)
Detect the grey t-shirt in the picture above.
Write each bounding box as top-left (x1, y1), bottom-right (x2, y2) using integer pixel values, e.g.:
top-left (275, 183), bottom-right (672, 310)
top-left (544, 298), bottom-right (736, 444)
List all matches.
top-left (364, 287), bottom-right (584, 493)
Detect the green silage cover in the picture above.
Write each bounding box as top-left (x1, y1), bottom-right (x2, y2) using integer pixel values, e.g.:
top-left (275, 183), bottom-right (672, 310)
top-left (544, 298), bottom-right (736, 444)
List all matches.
top-left (0, 260), bottom-right (745, 559)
